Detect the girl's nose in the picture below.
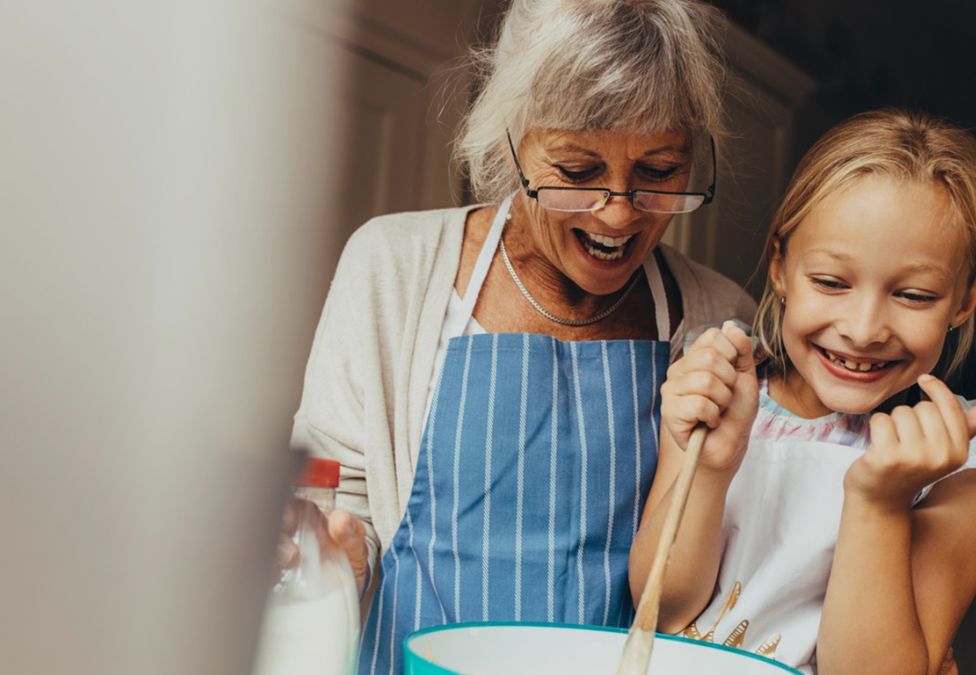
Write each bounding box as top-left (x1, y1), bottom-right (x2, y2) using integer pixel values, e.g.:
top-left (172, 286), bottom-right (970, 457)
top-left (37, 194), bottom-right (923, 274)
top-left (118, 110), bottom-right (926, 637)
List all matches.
top-left (836, 297), bottom-right (891, 347)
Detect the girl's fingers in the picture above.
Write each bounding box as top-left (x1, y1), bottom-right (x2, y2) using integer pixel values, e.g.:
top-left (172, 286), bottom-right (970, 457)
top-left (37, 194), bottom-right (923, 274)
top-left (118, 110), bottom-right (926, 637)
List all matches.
top-left (890, 405), bottom-right (924, 450)
top-left (869, 412), bottom-right (897, 450)
top-left (966, 405), bottom-right (976, 438)
top-left (669, 370), bottom-right (734, 407)
top-left (918, 374), bottom-right (970, 450)
top-left (691, 326), bottom-right (739, 363)
top-left (686, 350), bottom-right (737, 384)
top-left (668, 350), bottom-right (737, 388)
top-left (914, 400), bottom-right (952, 462)
top-left (721, 320), bottom-right (757, 372)
top-left (674, 394), bottom-right (721, 429)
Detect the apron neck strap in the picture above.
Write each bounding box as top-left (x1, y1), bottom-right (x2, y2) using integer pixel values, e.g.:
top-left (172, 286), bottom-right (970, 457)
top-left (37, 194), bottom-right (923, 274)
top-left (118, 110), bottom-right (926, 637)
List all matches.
top-left (457, 194), bottom-right (512, 321)
top-left (643, 254), bottom-right (671, 341)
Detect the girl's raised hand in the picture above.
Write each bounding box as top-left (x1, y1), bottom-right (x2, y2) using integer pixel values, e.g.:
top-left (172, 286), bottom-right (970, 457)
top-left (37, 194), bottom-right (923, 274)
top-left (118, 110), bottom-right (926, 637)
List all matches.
top-left (847, 375), bottom-right (976, 508)
top-left (660, 320), bottom-right (759, 475)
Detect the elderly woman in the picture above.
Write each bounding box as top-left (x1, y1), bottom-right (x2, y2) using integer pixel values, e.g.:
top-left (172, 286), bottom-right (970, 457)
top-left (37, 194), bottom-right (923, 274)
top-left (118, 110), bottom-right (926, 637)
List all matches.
top-left (290, 1), bottom-right (755, 672)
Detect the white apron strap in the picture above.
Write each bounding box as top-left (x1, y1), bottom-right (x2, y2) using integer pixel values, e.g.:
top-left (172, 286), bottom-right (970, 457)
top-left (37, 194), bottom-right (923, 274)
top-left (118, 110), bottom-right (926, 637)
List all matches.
top-left (643, 254), bottom-right (671, 342)
top-left (444, 194), bottom-right (513, 337)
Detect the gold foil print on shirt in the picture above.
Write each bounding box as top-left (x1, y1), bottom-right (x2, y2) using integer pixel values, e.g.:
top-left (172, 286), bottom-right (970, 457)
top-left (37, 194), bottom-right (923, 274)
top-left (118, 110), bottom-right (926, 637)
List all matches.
top-left (723, 619), bottom-right (749, 648)
top-left (757, 633), bottom-right (782, 658)
top-left (680, 581), bottom-right (783, 660)
top-left (703, 581), bottom-right (741, 642)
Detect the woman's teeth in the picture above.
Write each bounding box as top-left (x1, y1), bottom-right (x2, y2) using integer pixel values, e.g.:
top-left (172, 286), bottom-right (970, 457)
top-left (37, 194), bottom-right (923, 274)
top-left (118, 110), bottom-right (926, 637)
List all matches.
top-left (823, 349), bottom-right (889, 372)
top-left (577, 230), bottom-right (634, 261)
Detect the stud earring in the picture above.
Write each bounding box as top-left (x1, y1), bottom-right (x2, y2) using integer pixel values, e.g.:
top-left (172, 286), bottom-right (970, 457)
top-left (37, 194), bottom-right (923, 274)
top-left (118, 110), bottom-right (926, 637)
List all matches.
top-left (780, 296), bottom-right (786, 306)
top-left (948, 324), bottom-right (955, 333)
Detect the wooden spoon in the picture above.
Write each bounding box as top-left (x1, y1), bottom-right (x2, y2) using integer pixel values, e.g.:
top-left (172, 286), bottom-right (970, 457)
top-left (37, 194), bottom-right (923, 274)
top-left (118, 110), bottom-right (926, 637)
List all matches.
top-left (615, 424), bottom-right (707, 675)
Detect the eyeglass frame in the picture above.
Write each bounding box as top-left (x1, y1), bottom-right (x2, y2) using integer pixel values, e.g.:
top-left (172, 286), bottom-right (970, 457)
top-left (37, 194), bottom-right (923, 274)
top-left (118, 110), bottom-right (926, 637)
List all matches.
top-left (505, 129), bottom-right (717, 214)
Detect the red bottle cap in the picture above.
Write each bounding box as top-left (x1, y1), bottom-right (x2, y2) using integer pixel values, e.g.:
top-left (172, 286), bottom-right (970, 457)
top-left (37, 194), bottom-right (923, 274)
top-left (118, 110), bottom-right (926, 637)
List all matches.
top-left (297, 458), bottom-right (340, 488)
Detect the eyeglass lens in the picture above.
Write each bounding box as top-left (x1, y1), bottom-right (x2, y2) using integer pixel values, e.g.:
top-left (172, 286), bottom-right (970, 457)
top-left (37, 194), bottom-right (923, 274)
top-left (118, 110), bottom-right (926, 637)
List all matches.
top-left (536, 188), bottom-right (705, 214)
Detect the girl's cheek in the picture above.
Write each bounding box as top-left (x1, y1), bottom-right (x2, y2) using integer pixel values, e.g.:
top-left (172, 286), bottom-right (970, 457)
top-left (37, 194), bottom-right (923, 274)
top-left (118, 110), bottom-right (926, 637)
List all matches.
top-left (912, 327), bottom-right (951, 367)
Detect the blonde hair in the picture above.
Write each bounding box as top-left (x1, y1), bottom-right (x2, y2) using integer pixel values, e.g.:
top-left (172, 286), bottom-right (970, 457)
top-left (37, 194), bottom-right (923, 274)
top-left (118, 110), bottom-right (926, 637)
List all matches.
top-left (455, 0), bottom-right (727, 203)
top-left (755, 108), bottom-right (976, 382)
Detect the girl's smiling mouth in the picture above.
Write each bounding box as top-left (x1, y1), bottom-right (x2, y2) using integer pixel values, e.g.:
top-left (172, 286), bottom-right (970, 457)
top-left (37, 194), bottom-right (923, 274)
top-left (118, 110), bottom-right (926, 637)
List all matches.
top-left (814, 344), bottom-right (900, 381)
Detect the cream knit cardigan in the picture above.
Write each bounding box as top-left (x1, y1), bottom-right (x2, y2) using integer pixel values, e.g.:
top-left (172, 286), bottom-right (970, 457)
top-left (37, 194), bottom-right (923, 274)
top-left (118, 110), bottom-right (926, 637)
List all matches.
top-left (291, 205), bottom-right (756, 571)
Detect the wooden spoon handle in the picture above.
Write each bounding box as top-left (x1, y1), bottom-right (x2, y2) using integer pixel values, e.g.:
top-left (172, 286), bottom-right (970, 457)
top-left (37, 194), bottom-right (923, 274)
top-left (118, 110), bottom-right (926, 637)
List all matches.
top-left (616, 424), bottom-right (707, 675)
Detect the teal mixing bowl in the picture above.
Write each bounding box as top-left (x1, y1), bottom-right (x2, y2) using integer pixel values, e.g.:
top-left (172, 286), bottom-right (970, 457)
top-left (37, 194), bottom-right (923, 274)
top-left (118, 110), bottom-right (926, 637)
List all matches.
top-left (404, 622), bottom-right (801, 675)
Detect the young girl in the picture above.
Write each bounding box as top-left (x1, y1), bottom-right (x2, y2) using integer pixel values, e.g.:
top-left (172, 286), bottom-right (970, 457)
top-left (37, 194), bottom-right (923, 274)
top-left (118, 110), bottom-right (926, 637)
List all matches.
top-left (629, 108), bottom-right (976, 675)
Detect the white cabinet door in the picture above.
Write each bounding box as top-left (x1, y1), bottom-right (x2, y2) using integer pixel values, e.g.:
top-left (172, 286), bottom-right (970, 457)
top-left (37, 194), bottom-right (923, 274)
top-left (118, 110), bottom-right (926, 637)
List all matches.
top-left (289, 0), bottom-right (487, 280)
top-left (328, 49), bottom-right (426, 275)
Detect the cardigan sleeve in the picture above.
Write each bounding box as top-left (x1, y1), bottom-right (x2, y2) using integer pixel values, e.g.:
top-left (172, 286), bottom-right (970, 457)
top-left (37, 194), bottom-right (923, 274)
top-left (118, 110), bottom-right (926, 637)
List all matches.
top-left (661, 244), bottom-right (758, 361)
top-left (291, 225), bottom-right (381, 583)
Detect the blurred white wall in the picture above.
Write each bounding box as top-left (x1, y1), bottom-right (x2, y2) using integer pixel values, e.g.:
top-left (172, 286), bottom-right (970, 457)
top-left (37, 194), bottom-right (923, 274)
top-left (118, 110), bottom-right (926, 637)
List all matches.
top-left (0, 2), bottom-right (353, 673)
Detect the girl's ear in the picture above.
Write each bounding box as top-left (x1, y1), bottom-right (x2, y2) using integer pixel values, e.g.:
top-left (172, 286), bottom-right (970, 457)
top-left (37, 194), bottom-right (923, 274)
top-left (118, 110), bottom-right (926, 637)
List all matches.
top-left (769, 236), bottom-right (787, 298)
top-left (951, 282), bottom-right (976, 328)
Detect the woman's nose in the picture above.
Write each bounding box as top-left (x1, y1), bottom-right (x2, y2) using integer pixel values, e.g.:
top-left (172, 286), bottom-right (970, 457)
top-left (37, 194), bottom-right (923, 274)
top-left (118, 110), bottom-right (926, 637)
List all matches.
top-left (594, 193), bottom-right (644, 230)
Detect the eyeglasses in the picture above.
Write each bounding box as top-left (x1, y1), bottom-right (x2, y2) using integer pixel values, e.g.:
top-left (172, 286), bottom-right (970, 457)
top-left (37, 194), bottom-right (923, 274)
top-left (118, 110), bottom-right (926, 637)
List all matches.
top-left (506, 130), bottom-right (716, 214)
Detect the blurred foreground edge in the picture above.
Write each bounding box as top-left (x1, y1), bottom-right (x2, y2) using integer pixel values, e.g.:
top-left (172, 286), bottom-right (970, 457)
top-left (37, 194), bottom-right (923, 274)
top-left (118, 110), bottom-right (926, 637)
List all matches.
top-left (0, 2), bottom-right (352, 673)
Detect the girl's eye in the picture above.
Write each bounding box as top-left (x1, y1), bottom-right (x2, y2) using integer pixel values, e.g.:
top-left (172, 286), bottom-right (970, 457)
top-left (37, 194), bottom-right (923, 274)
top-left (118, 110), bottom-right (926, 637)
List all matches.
top-left (557, 165), bottom-right (601, 182)
top-left (897, 291), bottom-right (938, 304)
top-left (811, 277), bottom-right (847, 290)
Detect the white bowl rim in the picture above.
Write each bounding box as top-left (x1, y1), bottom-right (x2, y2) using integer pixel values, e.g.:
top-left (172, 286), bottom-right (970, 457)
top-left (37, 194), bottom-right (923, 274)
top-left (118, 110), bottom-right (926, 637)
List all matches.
top-left (403, 621), bottom-right (802, 674)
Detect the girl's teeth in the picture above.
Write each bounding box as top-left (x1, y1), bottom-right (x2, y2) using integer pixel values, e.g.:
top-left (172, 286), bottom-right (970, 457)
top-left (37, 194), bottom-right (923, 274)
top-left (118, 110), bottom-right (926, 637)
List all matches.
top-left (824, 350), bottom-right (888, 372)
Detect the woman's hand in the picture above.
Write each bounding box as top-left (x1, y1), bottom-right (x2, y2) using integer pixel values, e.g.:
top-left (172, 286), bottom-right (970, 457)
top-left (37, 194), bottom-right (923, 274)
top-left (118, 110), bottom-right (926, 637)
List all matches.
top-left (660, 320), bottom-right (759, 476)
top-left (846, 375), bottom-right (976, 509)
top-left (277, 501), bottom-right (371, 594)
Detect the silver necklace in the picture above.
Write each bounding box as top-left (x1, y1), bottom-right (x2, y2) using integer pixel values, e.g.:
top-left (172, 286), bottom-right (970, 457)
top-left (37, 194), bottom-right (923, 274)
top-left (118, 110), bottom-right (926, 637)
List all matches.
top-left (498, 225), bottom-right (642, 327)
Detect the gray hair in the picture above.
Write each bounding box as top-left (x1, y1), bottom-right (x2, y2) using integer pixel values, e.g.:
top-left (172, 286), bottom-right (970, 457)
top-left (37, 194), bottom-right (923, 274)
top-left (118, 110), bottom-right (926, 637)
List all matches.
top-left (455, 0), bottom-right (727, 203)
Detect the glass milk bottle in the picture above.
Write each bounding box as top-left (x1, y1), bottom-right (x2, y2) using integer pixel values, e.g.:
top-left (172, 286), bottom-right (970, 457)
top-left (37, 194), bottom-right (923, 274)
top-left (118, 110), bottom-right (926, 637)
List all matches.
top-left (252, 458), bottom-right (360, 675)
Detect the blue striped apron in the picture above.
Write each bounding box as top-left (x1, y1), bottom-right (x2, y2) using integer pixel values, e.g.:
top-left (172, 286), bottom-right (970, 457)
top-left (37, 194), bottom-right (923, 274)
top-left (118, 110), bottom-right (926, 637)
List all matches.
top-left (358, 197), bottom-right (671, 675)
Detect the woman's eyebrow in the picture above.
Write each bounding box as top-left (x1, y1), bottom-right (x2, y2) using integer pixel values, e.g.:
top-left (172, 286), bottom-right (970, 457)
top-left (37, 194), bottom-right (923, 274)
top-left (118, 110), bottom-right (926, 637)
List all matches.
top-left (640, 145), bottom-right (690, 159)
top-left (546, 143), bottom-right (603, 158)
top-left (546, 143), bottom-right (690, 158)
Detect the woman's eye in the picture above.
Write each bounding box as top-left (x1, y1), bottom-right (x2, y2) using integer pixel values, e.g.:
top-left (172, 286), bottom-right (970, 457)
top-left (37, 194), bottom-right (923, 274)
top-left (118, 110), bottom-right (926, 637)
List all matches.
top-left (637, 165), bottom-right (679, 182)
top-left (557, 166), bottom-right (601, 182)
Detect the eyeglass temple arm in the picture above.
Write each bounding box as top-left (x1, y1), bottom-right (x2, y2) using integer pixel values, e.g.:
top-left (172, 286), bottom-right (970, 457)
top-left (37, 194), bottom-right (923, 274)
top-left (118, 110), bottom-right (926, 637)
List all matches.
top-left (703, 136), bottom-right (717, 203)
top-left (506, 129), bottom-right (539, 198)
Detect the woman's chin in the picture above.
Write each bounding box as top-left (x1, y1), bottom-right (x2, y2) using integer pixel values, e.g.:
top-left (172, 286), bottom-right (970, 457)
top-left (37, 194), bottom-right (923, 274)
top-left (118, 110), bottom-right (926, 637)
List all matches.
top-left (567, 235), bottom-right (647, 294)
top-left (567, 266), bottom-right (641, 297)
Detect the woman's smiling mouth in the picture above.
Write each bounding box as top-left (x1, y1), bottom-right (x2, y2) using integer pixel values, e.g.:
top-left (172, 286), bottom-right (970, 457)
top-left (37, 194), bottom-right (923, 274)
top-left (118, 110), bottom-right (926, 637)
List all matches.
top-left (573, 228), bottom-right (637, 261)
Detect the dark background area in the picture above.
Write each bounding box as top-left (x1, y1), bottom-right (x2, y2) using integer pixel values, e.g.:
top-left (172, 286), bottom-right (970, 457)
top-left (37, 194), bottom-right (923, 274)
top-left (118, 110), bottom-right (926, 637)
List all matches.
top-left (718, 1), bottom-right (976, 666)
top-left (714, 0), bottom-right (976, 153)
